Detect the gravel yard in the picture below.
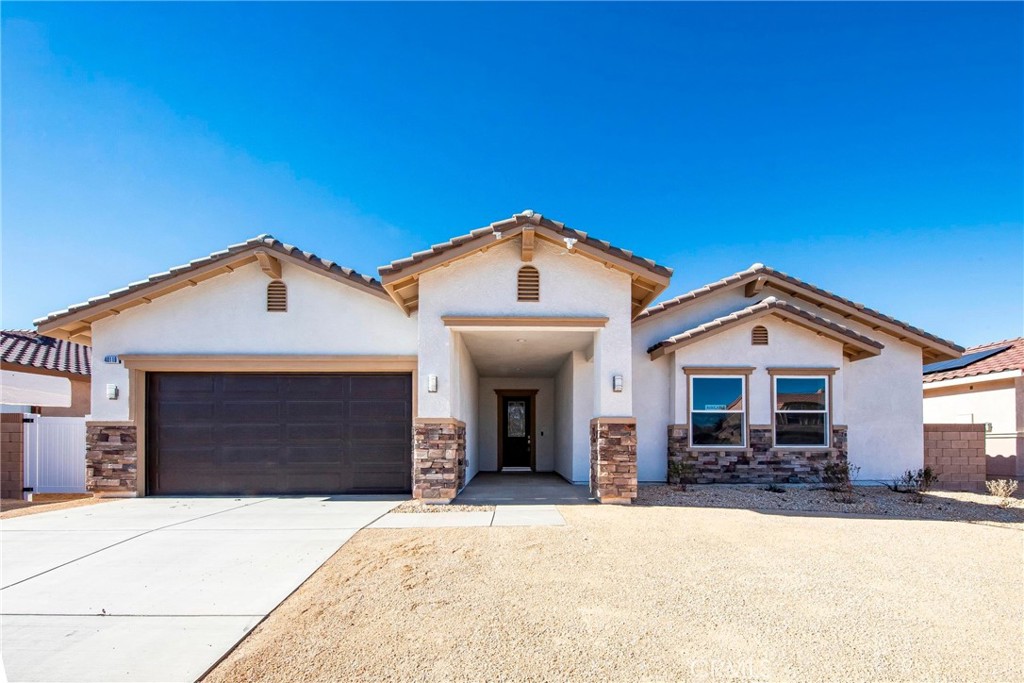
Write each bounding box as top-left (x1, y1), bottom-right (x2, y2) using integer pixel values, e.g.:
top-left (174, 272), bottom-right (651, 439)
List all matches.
top-left (638, 484), bottom-right (1024, 526)
top-left (0, 494), bottom-right (106, 519)
top-left (205, 503), bottom-right (1022, 682)
top-left (391, 500), bottom-right (496, 513)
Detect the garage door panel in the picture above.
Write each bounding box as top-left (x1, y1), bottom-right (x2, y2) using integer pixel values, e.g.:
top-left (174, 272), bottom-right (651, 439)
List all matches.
top-left (349, 400), bottom-right (408, 420)
top-left (148, 372), bottom-right (411, 495)
top-left (349, 375), bottom-right (408, 399)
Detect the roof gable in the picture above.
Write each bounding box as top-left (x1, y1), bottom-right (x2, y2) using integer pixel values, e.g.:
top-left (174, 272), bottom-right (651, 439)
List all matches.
top-left (35, 235), bottom-right (388, 344)
top-left (647, 296), bottom-right (885, 361)
top-left (637, 263), bottom-right (962, 363)
top-left (378, 211), bottom-right (673, 318)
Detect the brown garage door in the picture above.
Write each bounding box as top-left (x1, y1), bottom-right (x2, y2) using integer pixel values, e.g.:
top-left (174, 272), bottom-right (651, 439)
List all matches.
top-left (146, 373), bottom-right (411, 495)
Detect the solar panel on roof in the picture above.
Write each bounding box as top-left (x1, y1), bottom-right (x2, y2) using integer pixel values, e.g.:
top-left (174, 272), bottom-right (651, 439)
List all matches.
top-left (923, 345), bottom-right (1011, 375)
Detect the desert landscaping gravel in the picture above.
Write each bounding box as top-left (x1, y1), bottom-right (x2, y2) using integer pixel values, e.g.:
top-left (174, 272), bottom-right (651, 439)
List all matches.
top-left (205, 503), bottom-right (1022, 682)
top-left (391, 500), bottom-right (496, 514)
top-left (0, 494), bottom-right (107, 519)
top-left (637, 484), bottom-right (1024, 526)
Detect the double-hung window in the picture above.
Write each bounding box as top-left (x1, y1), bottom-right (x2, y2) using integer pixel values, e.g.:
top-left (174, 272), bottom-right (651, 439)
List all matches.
top-left (689, 375), bottom-right (746, 447)
top-left (773, 375), bottom-right (829, 446)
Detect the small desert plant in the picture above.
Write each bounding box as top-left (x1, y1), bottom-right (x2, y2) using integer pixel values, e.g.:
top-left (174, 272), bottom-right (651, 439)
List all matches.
top-left (822, 460), bottom-right (860, 503)
top-left (985, 479), bottom-right (1020, 508)
top-left (667, 459), bottom-right (696, 490)
top-left (886, 467), bottom-right (938, 502)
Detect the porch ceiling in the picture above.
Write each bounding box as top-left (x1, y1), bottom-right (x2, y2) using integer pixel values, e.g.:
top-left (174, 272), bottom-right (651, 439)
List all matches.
top-left (461, 329), bottom-right (592, 377)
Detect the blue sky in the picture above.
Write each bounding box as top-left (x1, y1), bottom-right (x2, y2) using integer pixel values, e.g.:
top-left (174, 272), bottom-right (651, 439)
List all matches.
top-left (2, 2), bottom-right (1021, 347)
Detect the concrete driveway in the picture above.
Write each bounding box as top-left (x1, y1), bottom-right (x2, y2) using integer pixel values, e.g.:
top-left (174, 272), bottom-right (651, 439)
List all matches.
top-left (0, 496), bottom-right (400, 682)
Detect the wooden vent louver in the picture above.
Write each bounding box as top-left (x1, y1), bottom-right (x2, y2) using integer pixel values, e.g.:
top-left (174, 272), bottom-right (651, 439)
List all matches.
top-left (752, 325), bottom-right (768, 345)
top-left (517, 266), bottom-right (540, 302)
top-left (267, 280), bottom-right (287, 312)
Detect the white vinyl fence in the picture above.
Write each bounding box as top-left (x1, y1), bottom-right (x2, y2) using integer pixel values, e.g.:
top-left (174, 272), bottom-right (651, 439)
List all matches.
top-left (23, 415), bottom-right (87, 494)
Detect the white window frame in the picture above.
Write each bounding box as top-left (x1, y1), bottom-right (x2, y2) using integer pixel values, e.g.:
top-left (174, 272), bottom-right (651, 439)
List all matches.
top-left (773, 374), bottom-right (830, 448)
top-left (689, 374), bottom-right (747, 448)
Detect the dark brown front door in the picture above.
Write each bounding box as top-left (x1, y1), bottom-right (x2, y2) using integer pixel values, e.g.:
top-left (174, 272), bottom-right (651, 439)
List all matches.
top-left (146, 372), bottom-right (411, 495)
top-left (500, 393), bottom-right (533, 469)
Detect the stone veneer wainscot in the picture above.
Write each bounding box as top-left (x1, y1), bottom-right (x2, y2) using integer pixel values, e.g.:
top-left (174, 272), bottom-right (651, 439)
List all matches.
top-left (668, 425), bottom-right (849, 485)
top-left (86, 423), bottom-right (138, 495)
top-left (412, 419), bottom-right (466, 502)
top-left (590, 417), bottom-right (638, 504)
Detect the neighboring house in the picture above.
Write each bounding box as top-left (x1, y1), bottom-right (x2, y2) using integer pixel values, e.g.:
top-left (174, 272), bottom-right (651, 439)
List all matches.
top-left (0, 330), bottom-right (92, 498)
top-left (34, 211), bottom-right (962, 502)
top-left (923, 338), bottom-right (1024, 478)
top-left (1, 330), bottom-right (92, 417)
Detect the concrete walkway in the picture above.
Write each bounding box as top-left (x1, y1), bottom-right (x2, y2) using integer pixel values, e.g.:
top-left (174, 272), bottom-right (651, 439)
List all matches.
top-left (455, 472), bottom-right (592, 505)
top-left (369, 504), bottom-right (566, 528)
top-left (0, 496), bottom-right (400, 683)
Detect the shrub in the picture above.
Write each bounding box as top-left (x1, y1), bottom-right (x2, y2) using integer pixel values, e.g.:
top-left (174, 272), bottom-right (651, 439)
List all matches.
top-left (886, 467), bottom-right (939, 502)
top-left (822, 460), bottom-right (860, 503)
top-left (985, 479), bottom-right (1020, 508)
top-left (667, 459), bottom-right (696, 490)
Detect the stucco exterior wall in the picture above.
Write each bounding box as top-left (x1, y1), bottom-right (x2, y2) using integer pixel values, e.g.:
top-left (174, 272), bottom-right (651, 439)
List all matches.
top-left (630, 280), bottom-right (927, 483)
top-left (553, 350), bottom-right (595, 483)
top-left (476, 377), bottom-right (555, 472)
top-left (89, 260), bottom-right (418, 421)
top-left (924, 378), bottom-right (1018, 458)
top-left (453, 334), bottom-right (480, 483)
top-left (416, 238), bottom-right (633, 419)
top-left (554, 355), bottom-right (574, 480)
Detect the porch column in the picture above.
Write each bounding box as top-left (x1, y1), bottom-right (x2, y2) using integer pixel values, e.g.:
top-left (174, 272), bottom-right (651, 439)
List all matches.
top-left (589, 417), bottom-right (637, 504)
top-left (412, 418), bottom-right (466, 503)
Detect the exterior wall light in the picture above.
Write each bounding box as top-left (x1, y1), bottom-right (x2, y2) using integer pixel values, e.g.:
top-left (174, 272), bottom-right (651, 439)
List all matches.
top-left (612, 375), bottom-right (623, 392)
top-left (106, 384), bottom-right (119, 400)
top-left (427, 374), bottom-right (438, 393)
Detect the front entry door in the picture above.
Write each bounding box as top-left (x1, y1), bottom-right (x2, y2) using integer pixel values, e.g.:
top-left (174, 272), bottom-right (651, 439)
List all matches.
top-left (500, 394), bottom-right (534, 469)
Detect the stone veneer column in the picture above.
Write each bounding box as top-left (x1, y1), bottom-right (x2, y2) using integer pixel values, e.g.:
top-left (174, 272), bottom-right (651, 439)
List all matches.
top-left (412, 418), bottom-right (466, 503)
top-left (589, 417), bottom-right (638, 504)
top-left (86, 422), bottom-right (138, 496)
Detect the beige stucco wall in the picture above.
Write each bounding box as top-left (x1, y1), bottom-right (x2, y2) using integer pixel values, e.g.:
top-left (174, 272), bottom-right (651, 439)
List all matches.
top-left (416, 238), bottom-right (633, 421)
top-left (89, 260), bottom-right (418, 421)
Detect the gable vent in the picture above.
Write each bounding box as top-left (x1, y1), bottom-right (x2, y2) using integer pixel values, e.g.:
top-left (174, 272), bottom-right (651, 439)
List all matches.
top-left (517, 266), bottom-right (540, 302)
top-left (752, 325), bottom-right (768, 345)
top-left (267, 280), bottom-right (287, 312)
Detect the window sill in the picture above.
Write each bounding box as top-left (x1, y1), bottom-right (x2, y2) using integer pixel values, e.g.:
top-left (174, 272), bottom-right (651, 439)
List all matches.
top-left (770, 447), bottom-right (837, 453)
top-left (687, 447), bottom-right (752, 454)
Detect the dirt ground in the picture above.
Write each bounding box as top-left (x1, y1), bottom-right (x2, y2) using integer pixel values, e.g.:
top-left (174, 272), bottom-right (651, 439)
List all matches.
top-left (205, 504), bottom-right (1022, 682)
top-left (0, 494), bottom-right (107, 519)
top-left (638, 484), bottom-right (1024, 526)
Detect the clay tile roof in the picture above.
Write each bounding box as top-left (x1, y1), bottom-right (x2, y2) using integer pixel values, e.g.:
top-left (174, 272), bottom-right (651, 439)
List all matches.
top-left (922, 337), bottom-right (1024, 383)
top-left (1, 330), bottom-right (91, 376)
top-left (646, 296), bottom-right (885, 357)
top-left (377, 210), bottom-right (673, 279)
top-left (34, 234), bottom-right (385, 327)
top-left (637, 263), bottom-right (962, 356)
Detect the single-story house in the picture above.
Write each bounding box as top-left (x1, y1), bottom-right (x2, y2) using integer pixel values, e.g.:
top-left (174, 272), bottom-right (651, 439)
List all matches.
top-left (923, 337), bottom-right (1023, 478)
top-left (34, 211), bottom-right (962, 502)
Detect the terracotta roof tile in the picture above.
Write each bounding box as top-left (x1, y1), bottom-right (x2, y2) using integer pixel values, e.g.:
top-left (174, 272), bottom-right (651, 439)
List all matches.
top-left (922, 337), bottom-right (1024, 383)
top-left (35, 235), bottom-right (384, 327)
top-left (637, 263), bottom-right (961, 356)
top-left (647, 296), bottom-right (885, 356)
top-left (377, 211), bottom-right (673, 279)
top-left (1, 330), bottom-right (91, 376)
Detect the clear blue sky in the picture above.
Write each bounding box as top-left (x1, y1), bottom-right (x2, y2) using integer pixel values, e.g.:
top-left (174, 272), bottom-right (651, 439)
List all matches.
top-left (2, 2), bottom-right (1021, 347)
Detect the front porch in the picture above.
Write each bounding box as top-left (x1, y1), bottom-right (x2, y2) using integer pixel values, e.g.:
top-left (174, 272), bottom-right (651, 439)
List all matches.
top-left (455, 472), bottom-right (592, 505)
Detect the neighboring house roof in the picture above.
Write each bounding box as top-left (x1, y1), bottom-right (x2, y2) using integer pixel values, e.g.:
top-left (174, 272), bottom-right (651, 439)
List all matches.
top-left (1, 330), bottom-right (91, 377)
top-left (637, 263), bottom-right (962, 363)
top-left (377, 210), bottom-right (673, 318)
top-left (922, 337), bottom-right (1024, 383)
top-left (647, 296), bottom-right (885, 361)
top-left (35, 235), bottom-right (388, 344)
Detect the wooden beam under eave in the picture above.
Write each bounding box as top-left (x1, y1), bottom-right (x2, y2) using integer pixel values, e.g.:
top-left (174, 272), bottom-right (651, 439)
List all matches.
top-left (745, 276), bottom-right (768, 297)
top-left (255, 250), bottom-right (282, 279)
top-left (521, 228), bottom-right (535, 263)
